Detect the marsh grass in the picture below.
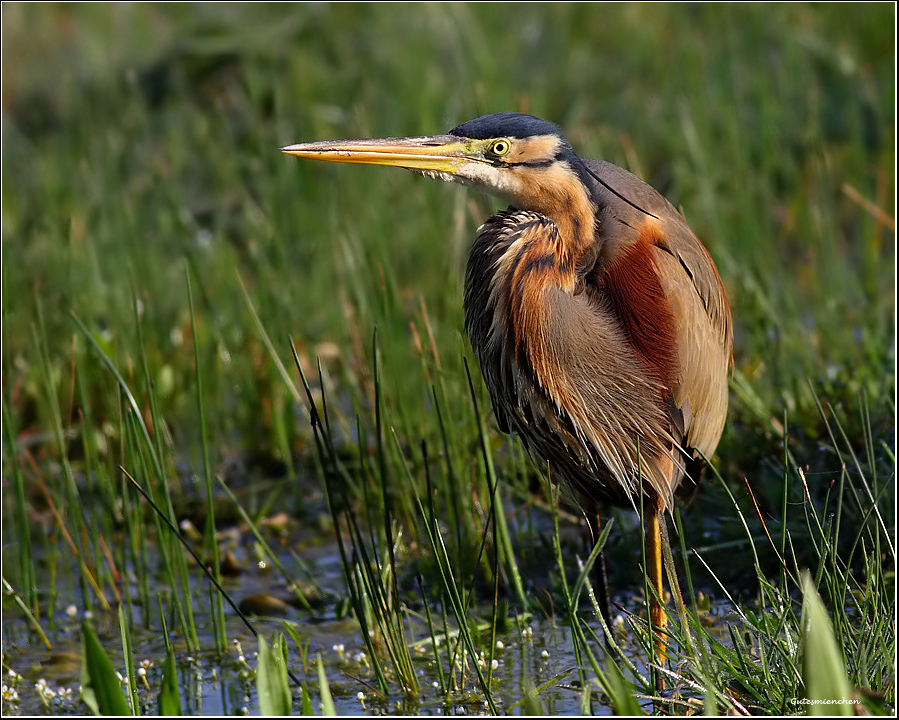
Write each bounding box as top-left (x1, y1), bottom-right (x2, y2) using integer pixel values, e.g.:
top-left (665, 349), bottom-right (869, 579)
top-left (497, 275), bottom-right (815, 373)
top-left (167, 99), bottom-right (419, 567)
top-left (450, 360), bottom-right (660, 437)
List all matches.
top-left (318, 344), bottom-right (893, 713)
top-left (2, 2), bottom-right (894, 715)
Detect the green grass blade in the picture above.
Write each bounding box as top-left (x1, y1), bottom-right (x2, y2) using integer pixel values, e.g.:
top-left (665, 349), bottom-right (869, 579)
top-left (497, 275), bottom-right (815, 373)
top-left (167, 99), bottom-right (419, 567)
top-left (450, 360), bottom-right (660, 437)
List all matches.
top-left (158, 645), bottom-right (182, 716)
top-left (118, 604), bottom-right (139, 715)
top-left (605, 655), bottom-right (644, 716)
top-left (120, 469), bottom-right (263, 645)
top-left (518, 684), bottom-right (545, 715)
top-left (257, 633), bottom-right (293, 716)
top-left (186, 268), bottom-right (227, 652)
top-left (2, 399), bottom-right (36, 613)
top-left (801, 572), bottom-right (854, 715)
top-left (397, 432), bottom-right (498, 714)
top-left (464, 358), bottom-right (528, 610)
top-left (299, 684), bottom-right (316, 716)
top-left (1, 577), bottom-right (52, 651)
top-left (80, 621), bottom-right (132, 716)
top-left (316, 653), bottom-right (336, 716)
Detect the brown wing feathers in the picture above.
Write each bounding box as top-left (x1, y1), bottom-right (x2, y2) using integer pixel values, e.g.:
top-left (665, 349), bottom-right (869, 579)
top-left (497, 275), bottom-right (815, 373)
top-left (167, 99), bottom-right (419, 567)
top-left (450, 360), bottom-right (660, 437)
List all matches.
top-left (598, 221), bottom-right (680, 395)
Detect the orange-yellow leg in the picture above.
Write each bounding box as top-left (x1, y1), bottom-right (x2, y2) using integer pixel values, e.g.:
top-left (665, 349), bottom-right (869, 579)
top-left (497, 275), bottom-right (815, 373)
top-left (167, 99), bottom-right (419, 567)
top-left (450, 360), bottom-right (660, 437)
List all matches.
top-left (646, 494), bottom-right (667, 689)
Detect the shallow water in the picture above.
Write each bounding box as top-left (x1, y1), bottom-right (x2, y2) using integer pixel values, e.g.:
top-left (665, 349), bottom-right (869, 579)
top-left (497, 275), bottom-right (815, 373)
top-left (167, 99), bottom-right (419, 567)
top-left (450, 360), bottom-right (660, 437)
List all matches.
top-left (5, 611), bottom-right (685, 715)
top-left (2, 492), bottom-right (742, 716)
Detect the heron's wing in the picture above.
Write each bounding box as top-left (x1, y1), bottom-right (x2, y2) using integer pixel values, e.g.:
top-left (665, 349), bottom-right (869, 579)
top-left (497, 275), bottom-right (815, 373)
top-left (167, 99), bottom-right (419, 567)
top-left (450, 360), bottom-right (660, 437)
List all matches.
top-left (581, 159), bottom-right (731, 464)
top-left (651, 224), bottom-right (732, 461)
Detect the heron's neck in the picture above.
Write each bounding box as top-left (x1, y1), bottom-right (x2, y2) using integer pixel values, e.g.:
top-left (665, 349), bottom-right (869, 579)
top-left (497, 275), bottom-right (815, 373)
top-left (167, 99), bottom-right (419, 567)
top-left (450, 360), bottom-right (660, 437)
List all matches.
top-left (507, 164), bottom-right (598, 269)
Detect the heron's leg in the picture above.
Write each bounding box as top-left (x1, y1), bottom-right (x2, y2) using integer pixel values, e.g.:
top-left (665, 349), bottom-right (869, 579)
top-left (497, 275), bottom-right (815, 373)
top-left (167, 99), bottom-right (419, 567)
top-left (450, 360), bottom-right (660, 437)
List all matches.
top-left (646, 492), bottom-right (667, 690)
top-left (585, 507), bottom-right (613, 631)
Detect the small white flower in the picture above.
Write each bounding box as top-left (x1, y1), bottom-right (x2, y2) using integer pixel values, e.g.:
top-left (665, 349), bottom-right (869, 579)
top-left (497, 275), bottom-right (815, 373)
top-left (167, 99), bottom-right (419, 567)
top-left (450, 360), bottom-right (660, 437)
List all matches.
top-left (136, 668), bottom-right (146, 677)
top-left (195, 228), bottom-right (213, 249)
top-left (491, 659), bottom-right (499, 670)
top-left (65, 605), bottom-right (78, 618)
top-left (540, 650), bottom-right (549, 658)
top-left (356, 692), bottom-right (366, 701)
top-left (495, 640), bottom-right (504, 650)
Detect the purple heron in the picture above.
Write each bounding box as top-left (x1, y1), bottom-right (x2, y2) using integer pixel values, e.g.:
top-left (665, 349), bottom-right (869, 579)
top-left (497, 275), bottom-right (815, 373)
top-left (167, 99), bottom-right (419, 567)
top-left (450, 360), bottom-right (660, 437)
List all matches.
top-left (282, 113), bottom-right (732, 679)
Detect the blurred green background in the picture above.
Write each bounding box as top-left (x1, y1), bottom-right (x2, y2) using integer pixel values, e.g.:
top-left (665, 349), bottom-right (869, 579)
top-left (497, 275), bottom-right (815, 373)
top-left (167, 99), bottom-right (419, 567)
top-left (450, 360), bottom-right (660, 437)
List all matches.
top-left (2, 2), bottom-right (894, 495)
top-left (2, 6), bottom-right (894, 714)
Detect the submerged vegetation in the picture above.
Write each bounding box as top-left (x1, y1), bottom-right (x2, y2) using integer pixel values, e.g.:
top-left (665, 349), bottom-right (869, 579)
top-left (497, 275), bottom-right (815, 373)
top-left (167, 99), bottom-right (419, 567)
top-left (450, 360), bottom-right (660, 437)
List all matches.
top-left (2, 3), bottom-right (894, 715)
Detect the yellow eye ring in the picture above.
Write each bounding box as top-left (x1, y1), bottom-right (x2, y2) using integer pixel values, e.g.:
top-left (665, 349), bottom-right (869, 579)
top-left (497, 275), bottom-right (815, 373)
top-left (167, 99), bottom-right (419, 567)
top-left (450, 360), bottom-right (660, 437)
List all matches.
top-left (489, 139), bottom-right (511, 157)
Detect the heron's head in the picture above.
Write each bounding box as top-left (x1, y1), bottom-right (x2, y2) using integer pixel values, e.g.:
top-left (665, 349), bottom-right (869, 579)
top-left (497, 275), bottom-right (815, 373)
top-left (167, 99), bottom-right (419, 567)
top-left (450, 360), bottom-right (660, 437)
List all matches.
top-left (282, 113), bottom-right (594, 217)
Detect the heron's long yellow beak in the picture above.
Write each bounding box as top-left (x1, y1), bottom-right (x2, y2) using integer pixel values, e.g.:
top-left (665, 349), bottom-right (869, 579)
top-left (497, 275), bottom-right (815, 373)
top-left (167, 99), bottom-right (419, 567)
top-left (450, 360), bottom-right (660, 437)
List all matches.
top-left (281, 135), bottom-right (477, 174)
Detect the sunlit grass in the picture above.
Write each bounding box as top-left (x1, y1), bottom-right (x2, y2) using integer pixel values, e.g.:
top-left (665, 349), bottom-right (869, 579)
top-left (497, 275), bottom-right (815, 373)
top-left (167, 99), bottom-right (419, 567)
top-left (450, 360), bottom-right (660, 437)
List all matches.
top-left (2, 2), bottom-right (894, 715)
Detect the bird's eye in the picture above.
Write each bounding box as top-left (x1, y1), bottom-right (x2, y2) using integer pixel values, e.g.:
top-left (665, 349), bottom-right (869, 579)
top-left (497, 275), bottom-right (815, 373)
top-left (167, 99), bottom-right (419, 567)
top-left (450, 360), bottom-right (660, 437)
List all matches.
top-left (488, 139), bottom-right (511, 158)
